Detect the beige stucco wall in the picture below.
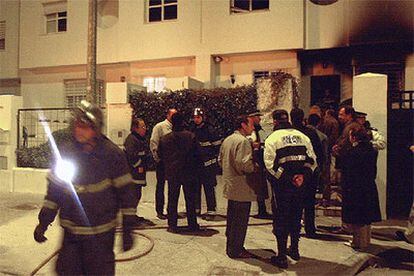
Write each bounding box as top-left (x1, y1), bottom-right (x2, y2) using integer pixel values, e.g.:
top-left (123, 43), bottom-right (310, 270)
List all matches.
top-left (0, 0), bottom-right (20, 78)
top-left (405, 54), bottom-right (414, 90)
top-left (305, 0), bottom-right (348, 49)
top-left (19, 0), bottom-right (304, 69)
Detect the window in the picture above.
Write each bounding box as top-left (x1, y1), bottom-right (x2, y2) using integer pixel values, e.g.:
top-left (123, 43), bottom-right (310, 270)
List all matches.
top-left (46, 11), bottom-right (67, 34)
top-left (143, 76), bottom-right (166, 92)
top-left (230, 0), bottom-right (269, 13)
top-left (147, 0), bottom-right (177, 23)
top-left (0, 21), bottom-right (5, 50)
top-left (64, 79), bottom-right (105, 108)
top-left (253, 70), bottom-right (287, 83)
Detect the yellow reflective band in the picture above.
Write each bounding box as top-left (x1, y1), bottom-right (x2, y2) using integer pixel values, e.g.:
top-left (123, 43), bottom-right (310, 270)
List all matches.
top-left (73, 179), bottom-right (112, 193)
top-left (120, 208), bottom-right (137, 216)
top-left (275, 167), bottom-right (284, 179)
top-left (113, 173), bottom-right (133, 188)
top-left (204, 158), bottom-right (217, 167)
top-left (43, 199), bottom-right (58, 210)
top-left (199, 141), bottom-right (212, 147)
top-left (132, 179), bottom-right (146, 185)
top-left (133, 159), bottom-right (142, 168)
top-left (60, 219), bottom-right (117, 235)
top-left (278, 155), bottom-right (307, 164)
top-left (212, 140), bottom-right (222, 146)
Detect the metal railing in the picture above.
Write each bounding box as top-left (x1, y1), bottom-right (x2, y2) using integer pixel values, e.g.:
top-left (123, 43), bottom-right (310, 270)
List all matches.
top-left (17, 108), bottom-right (72, 149)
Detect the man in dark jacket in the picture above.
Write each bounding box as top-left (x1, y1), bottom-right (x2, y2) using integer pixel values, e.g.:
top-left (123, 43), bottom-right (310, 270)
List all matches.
top-left (33, 100), bottom-right (136, 275)
top-left (247, 111), bottom-right (271, 219)
top-left (124, 117), bottom-right (155, 226)
top-left (190, 107), bottom-right (221, 219)
top-left (290, 108), bottom-right (324, 238)
top-left (158, 112), bottom-right (202, 233)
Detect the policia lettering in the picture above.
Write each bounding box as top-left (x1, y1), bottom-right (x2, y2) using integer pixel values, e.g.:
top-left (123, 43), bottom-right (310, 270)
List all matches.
top-left (34, 100), bottom-right (137, 276)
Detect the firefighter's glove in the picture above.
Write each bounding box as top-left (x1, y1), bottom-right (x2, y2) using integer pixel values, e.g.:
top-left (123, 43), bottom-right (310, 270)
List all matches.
top-left (33, 224), bottom-right (48, 243)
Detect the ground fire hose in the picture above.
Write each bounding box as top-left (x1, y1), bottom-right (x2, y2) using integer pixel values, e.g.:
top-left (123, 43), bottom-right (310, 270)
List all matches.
top-left (30, 229), bottom-right (155, 276)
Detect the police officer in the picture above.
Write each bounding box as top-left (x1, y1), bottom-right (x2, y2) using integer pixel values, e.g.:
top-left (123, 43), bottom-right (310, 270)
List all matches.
top-left (264, 109), bottom-right (316, 268)
top-left (33, 100), bottom-right (136, 275)
top-left (190, 107), bottom-right (221, 218)
top-left (124, 117), bottom-right (155, 226)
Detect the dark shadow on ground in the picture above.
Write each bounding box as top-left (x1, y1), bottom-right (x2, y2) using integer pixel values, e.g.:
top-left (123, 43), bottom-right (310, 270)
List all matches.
top-left (235, 248), bottom-right (354, 275)
top-left (301, 232), bottom-right (350, 242)
top-left (201, 214), bottom-right (227, 222)
top-left (368, 246), bottom-right (414, 271)
top-left (173, 227), bottom-right (220, 237)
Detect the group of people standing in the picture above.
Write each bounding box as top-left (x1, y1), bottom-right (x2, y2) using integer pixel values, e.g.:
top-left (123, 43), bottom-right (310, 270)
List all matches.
top-left (33, 99), bottom-right (386, 274)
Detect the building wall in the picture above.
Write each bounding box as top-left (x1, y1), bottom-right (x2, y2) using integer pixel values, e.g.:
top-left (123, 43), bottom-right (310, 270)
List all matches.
top-left (406, 54), bottom-right (414, 91)
top-left (305, 0), bottom-right (348, 49)
top-left (0, 0), bottom-right (20, 78)
top-left (19, 0), bottom-right (304, 69)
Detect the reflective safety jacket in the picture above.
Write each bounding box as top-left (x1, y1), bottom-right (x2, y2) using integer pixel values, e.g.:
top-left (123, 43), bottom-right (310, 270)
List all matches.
top-left (124, 131), bottom-right (148, 186)
top-left (190, 122), bottom-right (221, 174)
top-left (38, 135), bottom-right (136, 236)
top-left (264, 126), bottom-right (317, 184)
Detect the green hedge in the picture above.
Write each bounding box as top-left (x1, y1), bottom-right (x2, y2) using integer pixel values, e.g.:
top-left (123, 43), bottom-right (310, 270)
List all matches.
top-left (16, 128), bottom-right (72, 169)
top-left (16, 86), bottom-right (258, 168)
top-left (129, 86), bottom-right (257, 139)
top-left (129, 86), bottom-right (257, 170)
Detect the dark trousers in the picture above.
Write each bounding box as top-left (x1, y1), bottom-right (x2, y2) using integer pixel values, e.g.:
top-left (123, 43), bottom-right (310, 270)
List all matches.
top-left (167, 179), bottom-right (198, 228)
top-left (257, 200), bottom-right (267, 214)
top-left (155, 162), bottom-right (166, 215)
top-left (271, 179), bottom-right (305, 256)
top-left (304, 170), bottom-right (319, 234)
top-left (195, 173), bottom-right (217, 212)
top-left (225, 200), bottom-right (251, 258)
top-left (56, 230), bottom-right (115, 276)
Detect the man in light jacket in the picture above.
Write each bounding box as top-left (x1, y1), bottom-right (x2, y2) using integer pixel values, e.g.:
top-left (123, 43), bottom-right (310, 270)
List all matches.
top-left (150, 108), bottom-right (177, 219)
top-left (219, 115), bottom-right (258, 259)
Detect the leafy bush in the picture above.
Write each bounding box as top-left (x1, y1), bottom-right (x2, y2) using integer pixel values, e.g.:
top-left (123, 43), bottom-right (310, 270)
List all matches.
top-left (16, 128), bottom-right (72, 169)
top-left (17, 86), bottom-right (258, 169)
top-left (129, 86), bottom-right (258, 170)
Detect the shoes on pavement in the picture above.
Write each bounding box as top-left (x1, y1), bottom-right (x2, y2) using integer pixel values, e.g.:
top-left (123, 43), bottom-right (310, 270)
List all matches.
top-left (305, 232), bottom-right (318, 239)
top-left (270, 255), bottom-right (288, 269)
top-left (287, 247), bottom-right (300, 261)
top-left (157, 213), bottom-right (167, 220)
top-left (206, 210), bottom-right (217, 216)
top-left (253, 212), bottom-right (273, 219)
top-left (228, 249), bottom-right (253, 259)
top-left (167, 226), bottom-right (179, 233)
top-left (187, 224), bottom-right (202, 232)
top-left (343, 241), bottom-right (360, 250)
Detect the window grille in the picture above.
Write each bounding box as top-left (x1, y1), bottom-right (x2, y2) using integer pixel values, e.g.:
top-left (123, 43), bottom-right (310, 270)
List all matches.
top-left (64, 79), bottom-right (105, 108)
top-left (230, 0), bottom-right (269, 13)
top-left (0, 21), bottom-right (5, 50)
top-left (143, 76), bottom-right (166, 93)
top-left (253, 70), bottom-right (286, 83)
top-left (46, 11), bottom-right (67, 34)
top-left (147, 0), bottom-right (177, 23)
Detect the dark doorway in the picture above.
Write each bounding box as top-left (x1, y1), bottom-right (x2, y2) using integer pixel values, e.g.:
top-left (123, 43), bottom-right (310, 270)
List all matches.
top-left (311, 75), bottom-right (340, 110)
top-left (387, 90), bottom-right (413, 218)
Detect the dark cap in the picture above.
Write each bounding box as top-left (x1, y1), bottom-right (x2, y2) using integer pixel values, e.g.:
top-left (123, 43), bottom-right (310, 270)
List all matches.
top-left (272, 109), bottom-right (289, 122)
top-left (355, 111), bottom-right (367, 118)
top-left (247, 110), bottom-right (263, 117)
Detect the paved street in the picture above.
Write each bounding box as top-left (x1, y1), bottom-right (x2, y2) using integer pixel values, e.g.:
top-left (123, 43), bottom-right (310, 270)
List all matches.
top-left (0, 191), bottom-right (412, 276)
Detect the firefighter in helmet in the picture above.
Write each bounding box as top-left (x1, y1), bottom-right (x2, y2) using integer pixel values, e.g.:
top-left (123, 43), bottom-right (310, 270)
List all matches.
top-left (190, 107), bottom-right (221, 218)
top-left (33, 100), bottom-right (137, 275)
